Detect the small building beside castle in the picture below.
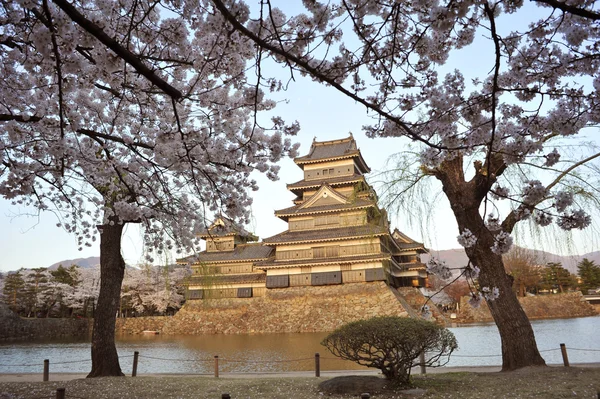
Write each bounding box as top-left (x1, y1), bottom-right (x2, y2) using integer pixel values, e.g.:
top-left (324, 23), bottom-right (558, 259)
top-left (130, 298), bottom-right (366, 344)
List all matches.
top-left (181, 135), bottom-right (427, 300)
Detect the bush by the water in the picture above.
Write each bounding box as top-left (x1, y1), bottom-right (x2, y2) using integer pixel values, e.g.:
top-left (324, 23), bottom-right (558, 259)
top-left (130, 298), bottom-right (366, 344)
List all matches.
top-left (321, 316), bottom-right (457, 386)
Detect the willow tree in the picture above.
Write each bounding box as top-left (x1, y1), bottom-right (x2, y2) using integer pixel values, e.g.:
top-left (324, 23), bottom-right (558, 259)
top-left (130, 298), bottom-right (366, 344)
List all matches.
top-left (0, 0), bottom-right (298, 376)
top-left (211, 0), bottom-right (600, 370)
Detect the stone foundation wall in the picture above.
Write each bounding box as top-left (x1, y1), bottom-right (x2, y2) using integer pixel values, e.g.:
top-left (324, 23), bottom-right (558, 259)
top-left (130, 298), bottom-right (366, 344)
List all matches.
top-left (457, 292), bottom-right (598, 323)
top-left (0, 304), bottom-right (91, 340)
top-left (117, 282), bottom-right (408, 335)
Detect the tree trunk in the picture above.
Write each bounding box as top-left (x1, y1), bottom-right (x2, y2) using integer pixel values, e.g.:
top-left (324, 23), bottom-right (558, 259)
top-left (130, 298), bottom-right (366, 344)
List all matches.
top-left (436, 159), bottom-right (546, 371)
top-left (475, 250), bottom-right (546, 370)
top-left (87, 221), bottom-right (126, 378)
top-left (453, 208), bottom-right (547, 371)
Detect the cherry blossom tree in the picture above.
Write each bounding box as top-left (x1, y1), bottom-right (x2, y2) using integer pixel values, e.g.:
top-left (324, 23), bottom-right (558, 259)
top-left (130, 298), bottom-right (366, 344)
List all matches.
top-left (1, 0), bottom-right (298, 376)
top-left (210, 0), bottom-right (600, 371)
top-left (121, 264), bottom-right (189, 316)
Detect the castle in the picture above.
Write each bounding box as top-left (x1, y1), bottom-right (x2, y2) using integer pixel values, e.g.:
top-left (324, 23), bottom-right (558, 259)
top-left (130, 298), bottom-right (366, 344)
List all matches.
top-left (181, 135), bottom-right (427, 300)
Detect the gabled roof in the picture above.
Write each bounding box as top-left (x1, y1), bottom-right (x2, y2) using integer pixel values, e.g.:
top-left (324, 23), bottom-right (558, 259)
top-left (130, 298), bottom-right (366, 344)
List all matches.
top-left (274, 198), bottom-right (375, 220)
top-left (263, 224), bottom-right (390, 245)
top-left (294, 135), bottom-right (370, 173)
top-left (180, 243), bottom-right (273, 264)
top-left (299, 184), bottom-right (349, 209)
top-left (197, 216), bottom-right (257, 241)
top-left (391, 228), bottom-right (427, 253)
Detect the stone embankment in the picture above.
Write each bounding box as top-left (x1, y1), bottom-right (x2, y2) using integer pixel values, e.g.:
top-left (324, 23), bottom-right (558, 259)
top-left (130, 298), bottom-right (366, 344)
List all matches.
top-left (0, 303), bottom-right (90, 340)
top-left (2, 288), bottom-right (598, 340)
top-left (117, 282), bottom-right (408, 335)
top-left (457, 291), bottom-right (598, 323)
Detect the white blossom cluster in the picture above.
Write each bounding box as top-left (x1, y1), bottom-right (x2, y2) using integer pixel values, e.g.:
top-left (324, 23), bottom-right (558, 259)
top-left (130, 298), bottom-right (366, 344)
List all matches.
top-left (554, 191), bottom-right (574, 213)
top-left (463, 265), bottom-right (480, 280)
top-left (486, 215), bottom-right (502, 231)
top-left (557, 209), bottom-right (592, 230)
top-left (533, 211), bottom-right (553, 227)
top-left (426, 258), bottom-right (453, 280)
top-left (491, 231), bottom-right (514, 255)
top-left (0, 0), bottom-right (301, 259)
top-left (468, 287), bottom-right (500, 308)
top-left (490, 186), bottom-right (510, 200)
top-left (544, 148), bottom-right (561, 167)
top-left (457, 228), bottom-right (477, 248)
top-left (522, 180), bottom-right (547, 205)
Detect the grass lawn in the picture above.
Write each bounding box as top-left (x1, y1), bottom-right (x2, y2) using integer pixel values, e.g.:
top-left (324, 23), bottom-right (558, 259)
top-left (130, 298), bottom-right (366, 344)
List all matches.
top-left (0, 367), bottom-right (598, 398)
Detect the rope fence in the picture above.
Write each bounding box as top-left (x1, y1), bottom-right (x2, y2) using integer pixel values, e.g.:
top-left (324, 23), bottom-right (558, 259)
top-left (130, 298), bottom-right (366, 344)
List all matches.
top-left (0, 343), bottom-right (597, 382)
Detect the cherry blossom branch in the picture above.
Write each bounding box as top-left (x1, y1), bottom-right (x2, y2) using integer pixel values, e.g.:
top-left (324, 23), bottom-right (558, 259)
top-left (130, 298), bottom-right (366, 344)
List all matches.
top-left (501, 151), bottom-right (600, 232)
top-left (0, 114), bottom-right (42, 122)
top-left (51, 0), bottom-right (183, 100)
top-left (42, 0), bottom-right (66, 176)
top-left (211, 0), bottom-right (446, 150)
top-left (76, 129), bottom-right (152, 150)
top-left (532, 0), bottom-right (600, 20)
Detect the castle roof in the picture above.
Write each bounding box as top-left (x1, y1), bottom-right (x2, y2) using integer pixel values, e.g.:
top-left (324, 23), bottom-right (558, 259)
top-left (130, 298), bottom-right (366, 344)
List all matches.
top-left (286, 174), bottom-right (366, 194)
top-left (391, 228), bottom-right (427, 253)
top-left (196, 216), bottom-right (257, 241)
top-left (294, 135), bottom-right (370, 172)
top-left (274, 198), bottom-right (375, 219)
top-left (262, 224), bottom-right (389, 245)
top-left (180, 243), bottom-right (273, 264)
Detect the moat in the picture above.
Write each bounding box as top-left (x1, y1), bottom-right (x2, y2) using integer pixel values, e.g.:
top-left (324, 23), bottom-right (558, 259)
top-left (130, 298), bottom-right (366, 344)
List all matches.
top-left (1, 316), bottom-right (598, 374)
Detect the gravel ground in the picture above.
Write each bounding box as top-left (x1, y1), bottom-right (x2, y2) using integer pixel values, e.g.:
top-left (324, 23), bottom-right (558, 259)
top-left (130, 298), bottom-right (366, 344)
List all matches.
top-left (0, 367), bottom-right (598, 399)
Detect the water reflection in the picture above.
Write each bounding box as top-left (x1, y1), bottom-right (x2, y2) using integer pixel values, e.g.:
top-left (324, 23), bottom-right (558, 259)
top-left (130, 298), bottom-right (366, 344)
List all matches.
top-left (0, 316), bottom-right (598, 374)
top-left (116, 332), bottom-right (364, 374)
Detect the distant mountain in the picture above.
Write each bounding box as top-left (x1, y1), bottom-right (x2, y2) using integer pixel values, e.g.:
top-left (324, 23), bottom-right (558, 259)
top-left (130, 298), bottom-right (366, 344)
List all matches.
top-left (422, 247), bottom-right (600, 275)
top-left (42, 247), bottom-right (600, 274)
top-left (47, 256), bottom-right (100, 270)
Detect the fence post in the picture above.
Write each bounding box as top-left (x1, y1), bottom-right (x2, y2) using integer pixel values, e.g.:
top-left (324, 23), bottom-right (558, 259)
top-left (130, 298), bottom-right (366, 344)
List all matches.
top-left (560, 343), bottom-right (570, 367)
top-left (132, 351), bottom-right (139, 377)
top-left (43, 359), bottom-right (49, 382)
top-left (214, 355), bottom-right (219, 378)
top-left (56, 387), bottom-right (65, 399)
top-left (419, 352), bottom-right (426, 375)
top-left (315, 353), bottom-right (320, 377)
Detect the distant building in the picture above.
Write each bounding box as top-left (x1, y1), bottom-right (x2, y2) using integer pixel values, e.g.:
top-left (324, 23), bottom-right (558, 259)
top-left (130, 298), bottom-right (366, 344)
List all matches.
top-left (181, 135), bottom-right (427, 300)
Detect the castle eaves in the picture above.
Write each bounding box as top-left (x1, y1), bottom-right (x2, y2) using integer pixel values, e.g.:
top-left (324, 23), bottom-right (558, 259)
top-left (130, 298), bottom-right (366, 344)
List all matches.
top-left (263, 225), bottom-right (389, 245)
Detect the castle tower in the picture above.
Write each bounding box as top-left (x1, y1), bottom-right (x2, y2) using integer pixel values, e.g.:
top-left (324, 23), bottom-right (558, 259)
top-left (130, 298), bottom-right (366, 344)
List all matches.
top-left (181, 135), bottom-right (427, 300)
top-left (184, 216), bottom-right (272, 299)
top-left (258, 135), bottom-right (427, 289)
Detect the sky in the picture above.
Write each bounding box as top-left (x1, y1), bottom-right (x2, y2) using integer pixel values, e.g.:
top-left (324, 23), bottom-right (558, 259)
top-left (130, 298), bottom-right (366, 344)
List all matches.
top-left (1, 2), bottom-right (599, 272)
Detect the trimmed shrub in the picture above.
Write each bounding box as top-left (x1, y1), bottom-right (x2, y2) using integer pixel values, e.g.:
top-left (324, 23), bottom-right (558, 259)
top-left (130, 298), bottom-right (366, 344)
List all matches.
top-left (321, 316), bottom-right (457, 386)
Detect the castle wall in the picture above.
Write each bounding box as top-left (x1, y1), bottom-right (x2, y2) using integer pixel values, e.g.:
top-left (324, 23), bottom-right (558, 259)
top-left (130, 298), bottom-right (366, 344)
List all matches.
top-left (116, 282), bottom-right (408, 335)
top-left (457, 292), bottom-right (598, 323)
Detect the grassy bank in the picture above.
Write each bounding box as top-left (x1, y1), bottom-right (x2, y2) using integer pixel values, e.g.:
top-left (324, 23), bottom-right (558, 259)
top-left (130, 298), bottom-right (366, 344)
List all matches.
top-left (0, 367), bottom-right (598, 398)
